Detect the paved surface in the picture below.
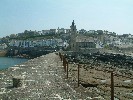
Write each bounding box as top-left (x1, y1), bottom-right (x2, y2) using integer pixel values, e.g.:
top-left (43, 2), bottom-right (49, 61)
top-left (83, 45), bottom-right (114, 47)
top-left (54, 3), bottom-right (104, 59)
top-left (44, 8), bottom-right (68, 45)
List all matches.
top-left (0, 53), bottom-right (101, 100)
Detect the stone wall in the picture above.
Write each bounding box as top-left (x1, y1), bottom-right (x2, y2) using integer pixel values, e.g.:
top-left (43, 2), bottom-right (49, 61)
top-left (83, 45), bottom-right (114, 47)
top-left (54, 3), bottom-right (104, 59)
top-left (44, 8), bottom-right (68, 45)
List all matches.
top-left (0, 50), bottom-right (7, 57)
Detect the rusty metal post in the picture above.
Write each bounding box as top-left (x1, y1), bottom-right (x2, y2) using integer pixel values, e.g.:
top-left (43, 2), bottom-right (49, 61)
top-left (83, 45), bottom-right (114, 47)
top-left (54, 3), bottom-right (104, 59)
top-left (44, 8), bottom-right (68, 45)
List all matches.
top-left (78, 64), bottom-right (80, 87)
top-left (111, 72), bottom-right (114, 100)
top-left (64, 58), bottom-right (66, 72)
top-left (63, 55), bottom-right (65, 71)
top-left (61, 54), bottom-right (63, 61)
top-left (59, 52), bottom-right (60, 57)
top-left (59, 52), bottom-right (61, 59)
top-left (59, 52), bottom-right (62, 61)
top-left (63, 56), bottom-right (66, 72)
top-left (66, 61), bottom-right (68, 78)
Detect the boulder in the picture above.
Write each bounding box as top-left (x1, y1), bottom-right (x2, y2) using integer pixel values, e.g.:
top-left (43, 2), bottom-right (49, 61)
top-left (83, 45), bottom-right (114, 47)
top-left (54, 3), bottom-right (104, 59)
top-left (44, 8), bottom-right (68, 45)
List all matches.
top-left (12, 76), bottom-right (24, 88)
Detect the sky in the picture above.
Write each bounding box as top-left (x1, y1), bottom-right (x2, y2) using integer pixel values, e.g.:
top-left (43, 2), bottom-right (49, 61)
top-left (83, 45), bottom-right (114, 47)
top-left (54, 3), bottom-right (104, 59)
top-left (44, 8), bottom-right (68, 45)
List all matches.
top-left (0, 0), bottom-right (133, 37)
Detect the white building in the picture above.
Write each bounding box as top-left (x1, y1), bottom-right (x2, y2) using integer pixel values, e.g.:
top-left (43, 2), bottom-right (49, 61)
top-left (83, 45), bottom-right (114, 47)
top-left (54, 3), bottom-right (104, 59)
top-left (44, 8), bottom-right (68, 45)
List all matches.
top-left (65, 29), bottom-right (71, 33)
top-left (88, 30), bottom-right (95, 34)
top-left (42, 30), bottom-right (50, 35)
top-left (9, 38), bottom-right (66, 48)
top-left (0, 43), bottom-right (7, 49)
top-left (79, 29), bottom-right (86, 34)
top-left (49, 29), bottom-right (56, 34)
top-left (57, 28), bottom-right (65, 34)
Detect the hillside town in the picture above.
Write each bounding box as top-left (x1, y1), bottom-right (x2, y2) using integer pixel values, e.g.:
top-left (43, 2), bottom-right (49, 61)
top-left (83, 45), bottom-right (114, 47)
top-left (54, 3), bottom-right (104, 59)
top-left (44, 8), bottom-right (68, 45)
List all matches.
top-left (0, 20), bottom-right (133, 58)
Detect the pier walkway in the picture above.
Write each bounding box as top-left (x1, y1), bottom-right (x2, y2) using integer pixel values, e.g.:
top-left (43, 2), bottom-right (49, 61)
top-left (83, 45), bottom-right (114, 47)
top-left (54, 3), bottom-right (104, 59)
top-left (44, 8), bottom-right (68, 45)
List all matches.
top-left (0, 53), bottom-right (99, 100)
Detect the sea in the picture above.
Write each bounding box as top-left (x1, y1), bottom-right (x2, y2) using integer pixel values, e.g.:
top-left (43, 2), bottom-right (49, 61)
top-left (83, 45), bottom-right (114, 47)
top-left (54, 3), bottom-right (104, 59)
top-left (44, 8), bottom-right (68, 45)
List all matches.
top-left (0, 57), bottom-right (29, 70)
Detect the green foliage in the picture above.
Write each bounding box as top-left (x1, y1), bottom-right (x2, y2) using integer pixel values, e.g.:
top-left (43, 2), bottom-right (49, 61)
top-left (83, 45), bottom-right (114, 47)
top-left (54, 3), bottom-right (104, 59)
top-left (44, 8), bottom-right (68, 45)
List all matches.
top-left (104, 45), bottom-right (109, 49)
top-left (9, 34), bottom-right (62, 40)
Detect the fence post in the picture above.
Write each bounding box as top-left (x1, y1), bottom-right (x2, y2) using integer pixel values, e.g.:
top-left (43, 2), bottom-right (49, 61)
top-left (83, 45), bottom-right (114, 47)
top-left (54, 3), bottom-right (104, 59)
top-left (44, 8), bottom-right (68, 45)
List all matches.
top-left (63, 56), bottom-right (66, 72)
top-left (111, 72), bottom-right (114, 100)
top-left (59, 52), bottom-right (60, 59)
top-left (66, 61), bottom-right (68, 78)
top-left (59, 52), bottom-right (62, 61)
top-left (78, 64), bottom-right (80, 87)
top-left (61, 54), bottom-right (63, 61)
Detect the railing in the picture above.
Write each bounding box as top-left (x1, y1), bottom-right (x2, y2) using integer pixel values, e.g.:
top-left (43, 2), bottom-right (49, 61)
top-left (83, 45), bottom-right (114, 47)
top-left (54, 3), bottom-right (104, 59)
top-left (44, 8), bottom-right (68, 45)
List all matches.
top-left (58, 52), bottom-right (133, 100)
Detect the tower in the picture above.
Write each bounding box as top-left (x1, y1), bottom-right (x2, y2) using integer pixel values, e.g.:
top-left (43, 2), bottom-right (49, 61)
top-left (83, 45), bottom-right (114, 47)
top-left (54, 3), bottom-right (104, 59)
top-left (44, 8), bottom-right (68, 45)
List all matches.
top-left (70, 20), bottom-right (77, 51)
top-left (57, 27), bottom-right (59, 34)
top-left (70, 20), bottom-right (77, 34)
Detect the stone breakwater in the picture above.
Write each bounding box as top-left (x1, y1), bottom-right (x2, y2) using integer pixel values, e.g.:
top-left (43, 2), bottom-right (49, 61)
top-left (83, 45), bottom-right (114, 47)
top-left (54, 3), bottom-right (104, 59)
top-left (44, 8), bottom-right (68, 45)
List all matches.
top-left (0, 52), bottom-right (101, 100)
top-left (0, 50), bottom-right (7, 57)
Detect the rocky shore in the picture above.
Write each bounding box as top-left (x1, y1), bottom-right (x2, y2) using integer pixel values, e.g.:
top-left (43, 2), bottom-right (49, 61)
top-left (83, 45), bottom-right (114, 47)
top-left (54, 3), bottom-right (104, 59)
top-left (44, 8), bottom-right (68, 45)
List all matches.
top-left (68, 63), bottom-right (133, 100)
top-left (64, 52), bottom-right (133, 100)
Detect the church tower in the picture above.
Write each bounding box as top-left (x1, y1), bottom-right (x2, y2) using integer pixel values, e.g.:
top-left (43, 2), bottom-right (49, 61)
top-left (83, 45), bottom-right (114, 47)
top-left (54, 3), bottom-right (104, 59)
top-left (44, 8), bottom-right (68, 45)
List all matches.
top-left (70, 20), bottom-right (77, 34)
top-left (70, 20), bottom-right (77, 51)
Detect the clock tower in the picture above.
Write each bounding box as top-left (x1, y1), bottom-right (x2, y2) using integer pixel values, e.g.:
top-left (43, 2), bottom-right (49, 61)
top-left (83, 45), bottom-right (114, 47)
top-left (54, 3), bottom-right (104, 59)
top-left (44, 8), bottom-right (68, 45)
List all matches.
top-left (70, 20), bottom-right (77, 51)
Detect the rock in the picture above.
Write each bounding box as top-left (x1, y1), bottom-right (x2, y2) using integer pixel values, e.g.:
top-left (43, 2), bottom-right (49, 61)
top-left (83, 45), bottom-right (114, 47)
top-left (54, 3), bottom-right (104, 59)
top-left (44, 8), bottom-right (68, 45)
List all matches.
top-left (124, 80), bottom-right (131, 83)
top-left (12, 76), bottom-right (24, 88)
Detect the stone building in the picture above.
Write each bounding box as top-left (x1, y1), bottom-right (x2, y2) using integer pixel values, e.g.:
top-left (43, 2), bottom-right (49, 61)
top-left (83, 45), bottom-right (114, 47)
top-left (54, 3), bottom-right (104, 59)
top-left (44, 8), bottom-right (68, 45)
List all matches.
top-left (75, 36), bottom-right (96, 52)
top-left (75, 35), bottom-right (101, 54)
top-left (69, 20), bottom-right (97, 53)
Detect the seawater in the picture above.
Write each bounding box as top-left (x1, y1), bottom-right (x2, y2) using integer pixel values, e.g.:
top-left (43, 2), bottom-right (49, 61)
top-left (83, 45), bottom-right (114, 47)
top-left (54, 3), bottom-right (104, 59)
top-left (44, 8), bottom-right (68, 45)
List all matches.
top-left (0, 57), bottom-right (29, 70)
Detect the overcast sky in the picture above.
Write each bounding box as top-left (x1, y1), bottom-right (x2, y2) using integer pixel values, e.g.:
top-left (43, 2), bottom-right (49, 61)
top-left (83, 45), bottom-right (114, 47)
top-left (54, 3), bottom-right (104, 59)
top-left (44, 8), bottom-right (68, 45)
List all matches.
top-left (0, 0), bottom-right (133, 37)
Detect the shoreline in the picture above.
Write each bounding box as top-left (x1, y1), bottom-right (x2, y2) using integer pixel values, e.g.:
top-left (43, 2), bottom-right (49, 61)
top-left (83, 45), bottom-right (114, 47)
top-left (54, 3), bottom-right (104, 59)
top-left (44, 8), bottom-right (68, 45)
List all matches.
top-left (0, 50), bottom-right (7, 57)
top-left (7, 55), bottom-right (32, 59)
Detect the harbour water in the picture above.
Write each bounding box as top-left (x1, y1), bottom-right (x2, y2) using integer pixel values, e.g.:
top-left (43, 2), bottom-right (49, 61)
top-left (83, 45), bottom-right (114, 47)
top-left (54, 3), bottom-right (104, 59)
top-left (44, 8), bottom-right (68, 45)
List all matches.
top-left (0, 57), bottom-right (29, 70)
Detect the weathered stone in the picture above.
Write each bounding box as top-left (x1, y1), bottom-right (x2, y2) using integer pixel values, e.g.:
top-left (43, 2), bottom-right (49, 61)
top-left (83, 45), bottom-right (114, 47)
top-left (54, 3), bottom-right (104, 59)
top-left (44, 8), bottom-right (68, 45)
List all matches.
top-left (12, 76), bottom-right (24, 88)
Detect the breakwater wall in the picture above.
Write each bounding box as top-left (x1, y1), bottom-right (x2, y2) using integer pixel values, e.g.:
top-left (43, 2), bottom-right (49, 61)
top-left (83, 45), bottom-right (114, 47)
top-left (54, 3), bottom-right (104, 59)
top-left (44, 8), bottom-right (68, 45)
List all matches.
top-left (0, 52), bottom-right (98, 99)
top-left (0, 50), bottom-right (7, 57)
top-left (6, 47), bottom-right (58, 58)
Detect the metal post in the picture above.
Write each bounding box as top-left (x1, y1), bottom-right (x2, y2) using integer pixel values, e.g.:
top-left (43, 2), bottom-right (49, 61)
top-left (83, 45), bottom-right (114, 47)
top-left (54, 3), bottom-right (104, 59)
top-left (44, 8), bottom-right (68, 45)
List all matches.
top-left (66, 61), bottom-right (68, 78)
top-left (63, 56), bottom-right (64, 71)
top-left (78, 64), bottom-right (80, 87)
top-left (63, 56), bottom-right (66, 72)
top-left (61, 54), bottom-right (62, 61)
top-left (59, 52), bottom-right (61, 60)
top-left (65, 58), bottom-right (66, 72)
top-left (111, 72), bottom-right (114, 100)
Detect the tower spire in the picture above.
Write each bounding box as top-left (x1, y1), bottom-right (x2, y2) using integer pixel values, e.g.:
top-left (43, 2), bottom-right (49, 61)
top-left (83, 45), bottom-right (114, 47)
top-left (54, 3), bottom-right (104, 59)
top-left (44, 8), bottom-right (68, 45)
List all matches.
top-left (72, 20), bottom-right (75, 26)
top-left (70, 20), bottom-right (76, 33)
